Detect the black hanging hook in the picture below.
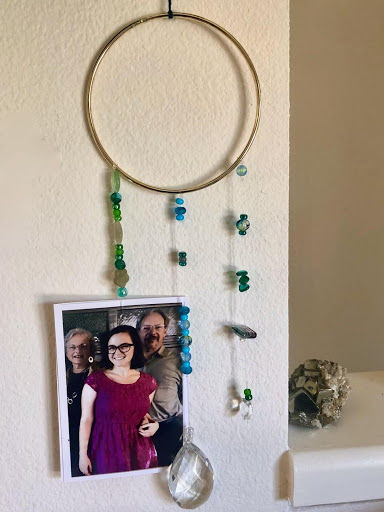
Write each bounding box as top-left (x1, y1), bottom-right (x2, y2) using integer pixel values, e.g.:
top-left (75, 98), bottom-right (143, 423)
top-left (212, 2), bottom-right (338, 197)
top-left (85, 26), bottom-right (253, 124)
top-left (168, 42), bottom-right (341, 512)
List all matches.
top-left (168, 0), bottom-right (174, 18)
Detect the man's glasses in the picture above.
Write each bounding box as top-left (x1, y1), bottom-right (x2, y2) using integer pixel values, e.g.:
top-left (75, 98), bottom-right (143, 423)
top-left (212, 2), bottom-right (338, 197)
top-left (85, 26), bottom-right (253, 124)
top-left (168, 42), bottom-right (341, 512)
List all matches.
top-left (141, 325), bottom-right (165, 333)
top-left (108, 343), bottom-right (134, 355)
top-left (66, 343), bottom-right (89, 352)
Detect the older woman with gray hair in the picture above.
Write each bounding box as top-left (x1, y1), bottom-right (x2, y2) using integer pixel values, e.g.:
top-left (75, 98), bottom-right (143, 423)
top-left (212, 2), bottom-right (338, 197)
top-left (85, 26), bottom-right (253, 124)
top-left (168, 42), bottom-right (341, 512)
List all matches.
top-left (65, 327), bottom-right (93, 477)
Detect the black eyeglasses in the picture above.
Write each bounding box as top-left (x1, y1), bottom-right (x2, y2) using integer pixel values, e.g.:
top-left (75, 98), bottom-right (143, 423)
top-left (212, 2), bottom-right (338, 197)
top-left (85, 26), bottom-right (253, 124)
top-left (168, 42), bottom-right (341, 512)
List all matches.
top-left (107, 343), bottom-right (134, 355)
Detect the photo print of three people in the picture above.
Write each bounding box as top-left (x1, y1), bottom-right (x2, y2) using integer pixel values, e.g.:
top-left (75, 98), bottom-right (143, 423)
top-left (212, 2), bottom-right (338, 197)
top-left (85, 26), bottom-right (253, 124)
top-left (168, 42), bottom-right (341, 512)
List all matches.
top-left (54, 297), bottom-right (187, 481)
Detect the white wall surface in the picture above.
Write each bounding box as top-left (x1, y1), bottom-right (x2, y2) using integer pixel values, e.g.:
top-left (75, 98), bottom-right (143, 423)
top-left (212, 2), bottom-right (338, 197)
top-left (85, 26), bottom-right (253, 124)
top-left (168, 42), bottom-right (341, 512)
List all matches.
top-left (0, 1), bottom-right (289, 512)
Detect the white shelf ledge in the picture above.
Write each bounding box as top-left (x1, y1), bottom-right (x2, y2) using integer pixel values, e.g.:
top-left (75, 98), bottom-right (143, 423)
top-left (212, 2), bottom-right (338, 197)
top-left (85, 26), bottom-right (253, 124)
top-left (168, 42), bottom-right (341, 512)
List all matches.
top-left (288, 371), bottom-right (384, 507)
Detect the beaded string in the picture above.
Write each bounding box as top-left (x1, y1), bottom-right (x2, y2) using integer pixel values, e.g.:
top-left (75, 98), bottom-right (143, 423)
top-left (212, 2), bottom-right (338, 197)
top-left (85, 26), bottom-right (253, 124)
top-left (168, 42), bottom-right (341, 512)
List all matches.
top-left (227, 163), bottom-right (254, 419)
top-left (110, 168), bottom-right (129, 297)
top-left (179, 305), bottom-right (192, 374)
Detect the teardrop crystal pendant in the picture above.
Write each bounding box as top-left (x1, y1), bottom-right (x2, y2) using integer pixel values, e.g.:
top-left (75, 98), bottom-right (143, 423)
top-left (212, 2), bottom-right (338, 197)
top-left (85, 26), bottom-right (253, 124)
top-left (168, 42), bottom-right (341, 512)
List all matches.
top-left (168, 427), bottom-right (214, 509)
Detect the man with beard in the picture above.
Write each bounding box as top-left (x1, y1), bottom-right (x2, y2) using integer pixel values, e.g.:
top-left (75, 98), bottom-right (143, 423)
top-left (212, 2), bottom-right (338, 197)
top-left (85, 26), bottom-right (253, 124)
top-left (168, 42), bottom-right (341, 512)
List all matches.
top-left (137, 309), bottom-right (182, 466)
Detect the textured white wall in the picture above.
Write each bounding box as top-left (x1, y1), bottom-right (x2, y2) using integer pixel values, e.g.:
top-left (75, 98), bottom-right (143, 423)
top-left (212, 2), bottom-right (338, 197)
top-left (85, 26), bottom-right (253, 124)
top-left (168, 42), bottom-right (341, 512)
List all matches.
top-left (0, 1), bottom-right (289, 511)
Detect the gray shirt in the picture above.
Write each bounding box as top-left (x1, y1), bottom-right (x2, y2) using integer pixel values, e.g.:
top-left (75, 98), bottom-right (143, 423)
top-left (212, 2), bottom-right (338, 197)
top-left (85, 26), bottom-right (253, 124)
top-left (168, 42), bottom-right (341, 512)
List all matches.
top-left (144, 346), bottom-right (182, 422)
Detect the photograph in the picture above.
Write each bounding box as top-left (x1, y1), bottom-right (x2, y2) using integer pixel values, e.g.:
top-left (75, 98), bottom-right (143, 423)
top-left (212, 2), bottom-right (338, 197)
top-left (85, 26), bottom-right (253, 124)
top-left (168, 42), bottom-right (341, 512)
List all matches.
top-left (54, 296), bottom-right (188, 482)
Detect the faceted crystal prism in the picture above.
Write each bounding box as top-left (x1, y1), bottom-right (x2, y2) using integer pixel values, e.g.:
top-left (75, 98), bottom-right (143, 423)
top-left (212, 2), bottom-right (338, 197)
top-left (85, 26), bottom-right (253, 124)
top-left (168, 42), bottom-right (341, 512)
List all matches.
top-left (168, 427), bottom-right (214, 509)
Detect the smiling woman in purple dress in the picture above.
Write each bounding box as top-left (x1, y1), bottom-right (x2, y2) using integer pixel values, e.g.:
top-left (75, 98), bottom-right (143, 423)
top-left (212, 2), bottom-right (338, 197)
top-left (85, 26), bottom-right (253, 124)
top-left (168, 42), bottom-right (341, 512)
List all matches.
top-left (79, 325), bottom-right (159, 475)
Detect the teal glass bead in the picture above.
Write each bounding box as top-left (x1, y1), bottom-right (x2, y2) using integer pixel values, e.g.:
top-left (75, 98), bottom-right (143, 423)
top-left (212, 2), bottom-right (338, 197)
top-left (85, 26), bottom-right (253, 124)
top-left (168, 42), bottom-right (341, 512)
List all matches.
top-left (239, 283), bottom-right (250, 292)
top-left (179, 306), bottom-right (190, 315)
top-left (181, 329), bottom-right (189, 336)
top-left (113, 222), bottom-right (123, 244)
top-left (181, 362), bottom-right (193, 374)
top-left (111, 169), bottom-right (120, 192)
top-left (175, 198), bottom-right (184, 205)
top-left (244, 394), bottom-right (253, 401)
top-left (236, 270), bottom-right (248, 276)
top-left (181, 352), bottom-right (191, 362)
top-left (176, 214), bottom-right (184, 221)
top-left (236, 217), bottom-right (250, 235)
top-left (239, 275), bottom-right (250, 284)
top-left (114, 268), bottom-right (129, 287)
top-left (179, 252), bottom-right (187, 257)
top-left (179, 261), bottom-right (187, 266)
top-left (181, 345), bottom-right (191, 353)
top-left (240, 214), bottom-right (248, 220)
top-left (180, 314), bottom-right (188, 321)
top-left (175, 207), bottom-right (186, 215)
top-left (117, 287), bottom-right (128, 297)
top-left (180, 320), bottom-right (190, 330)
top-left (110, 192), bottom-right (122, 204)
top-left (236, 164), bottom-right (247, 176)
top-left (115, 259), bottom-right (126, 270)
top-left (180, 335), bottom-right (192, 346)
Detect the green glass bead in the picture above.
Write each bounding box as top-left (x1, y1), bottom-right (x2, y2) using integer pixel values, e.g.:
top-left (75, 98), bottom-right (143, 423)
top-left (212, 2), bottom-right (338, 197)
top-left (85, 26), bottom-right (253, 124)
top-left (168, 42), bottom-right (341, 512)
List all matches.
top-left (236, 270), bottom-right (248, 276)
top-left (117, 287), bottom-right (128, 298)
top-left (239, 283), bottom-right (250, 292)
top-left (244, 388), bottom-right (252, 396)
top-left (239, 275), bottom-right (250, 284)
top-left (115, 254), bottom-right (123, 260)
top-left (114, 268), bottom-right (129, 287)
top-left (113, 222), bottom-right (123, 244)
top-left (115, 259), bottom-right (126, 270)
top-left (244, 394), bottom-right (253, 401)
top-left (115, 248), bottom-right (124, 256)
top-left (111, 169), bottom-right (120, 193)
top-left (114, 215), bottom-right (122, 222)
top-left (110, 192), bottom-right (122, 204)
top-left (240, 214), bottom-right (248, 220)
top-left (113, 204), bottom-right (120, 211)
top-left (115, 244), bottom-right (123, 250)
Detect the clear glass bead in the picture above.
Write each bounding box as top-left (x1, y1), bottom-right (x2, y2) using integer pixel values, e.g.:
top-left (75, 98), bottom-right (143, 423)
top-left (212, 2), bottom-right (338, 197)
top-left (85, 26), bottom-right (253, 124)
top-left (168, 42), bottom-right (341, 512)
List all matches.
top-left (168, 427), bottom-right (214, 509)
top-left (113, 222), bottom-right (123, 244)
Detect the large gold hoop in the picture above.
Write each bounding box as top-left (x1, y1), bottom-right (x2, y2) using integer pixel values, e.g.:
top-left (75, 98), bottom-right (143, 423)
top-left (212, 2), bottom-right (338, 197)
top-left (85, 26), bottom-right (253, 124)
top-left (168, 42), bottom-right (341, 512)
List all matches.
top-left (86, 12), bottom-right (261, 194)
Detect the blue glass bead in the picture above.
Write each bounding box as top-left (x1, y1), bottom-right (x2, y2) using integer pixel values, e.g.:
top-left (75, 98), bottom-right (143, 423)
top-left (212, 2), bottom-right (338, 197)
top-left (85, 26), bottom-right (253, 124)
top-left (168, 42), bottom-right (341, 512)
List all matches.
top-left (180, 314), bottom-right (189, 321)
top-left (175, 206), bottom-right (186, 214)
top-left (181, 329), bottom-right (189, 336)
top-left (181, 352), bottom-right (191, 362)
top-left (180, 320), bottom-right (190, 330)
top-left (181, 362), bottom-right (193, 374)
top-left (175, 198), bottom-right (184, 205)
top-left (236, 164), bottom-right (247, 176)
top-left (181, 345), bottom-right (191, 353)
top-left (179, 306), bottom-right (190, 315)
top-left (110, 192), bottom-right (122, 204)
top-left (117, 287), bottom-right (128, 297)
top-left (115, 259), bottom-right (126, 270)
top-left (180, 335), bottom-right (192, 346)
top-left (176, 214), bottom-right (184, 221)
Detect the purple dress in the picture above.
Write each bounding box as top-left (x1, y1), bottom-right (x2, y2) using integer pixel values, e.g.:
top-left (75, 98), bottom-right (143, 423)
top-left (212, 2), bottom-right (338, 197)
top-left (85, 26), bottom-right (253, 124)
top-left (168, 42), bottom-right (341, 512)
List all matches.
top-left (85, 370), bottom-right (158, 474)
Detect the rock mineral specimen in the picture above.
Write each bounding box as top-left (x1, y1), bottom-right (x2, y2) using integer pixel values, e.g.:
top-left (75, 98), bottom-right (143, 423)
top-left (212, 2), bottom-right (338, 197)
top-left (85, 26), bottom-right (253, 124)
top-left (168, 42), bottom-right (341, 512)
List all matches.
top-left (289, 359), bottom-right (351, 428)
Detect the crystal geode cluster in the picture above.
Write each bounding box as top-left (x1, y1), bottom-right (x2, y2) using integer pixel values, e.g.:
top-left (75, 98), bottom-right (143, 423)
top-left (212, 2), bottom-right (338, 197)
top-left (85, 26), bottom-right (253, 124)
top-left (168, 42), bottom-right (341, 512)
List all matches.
top-left (289, 359), bottom-right (351, 428)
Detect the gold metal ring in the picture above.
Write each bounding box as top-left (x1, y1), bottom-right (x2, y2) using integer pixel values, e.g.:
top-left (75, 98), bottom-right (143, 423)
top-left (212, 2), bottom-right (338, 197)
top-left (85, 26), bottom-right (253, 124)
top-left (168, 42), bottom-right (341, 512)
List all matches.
top-left (86, 12), bottom-right (261, 194)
